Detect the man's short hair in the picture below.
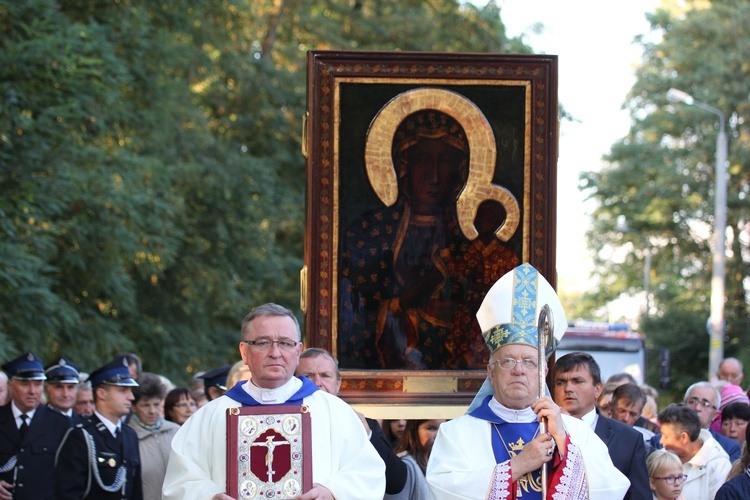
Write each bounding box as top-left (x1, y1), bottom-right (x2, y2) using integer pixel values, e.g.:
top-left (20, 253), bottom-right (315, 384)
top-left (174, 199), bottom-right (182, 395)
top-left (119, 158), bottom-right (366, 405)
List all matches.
top-left (606, 372), bottom-right (637, 385)
top-left (684, 381), bottom-right (721, 407)
top-left (552, 352), bottom-right (602, 385)
top-left (300, 348), bottom-right (340, 380)
top-left (611, 383), bottom-right (646, 407)
top-left (658, 403), bottom-right (701, 441)
top-left (241, 303), bottom-right (301, 341)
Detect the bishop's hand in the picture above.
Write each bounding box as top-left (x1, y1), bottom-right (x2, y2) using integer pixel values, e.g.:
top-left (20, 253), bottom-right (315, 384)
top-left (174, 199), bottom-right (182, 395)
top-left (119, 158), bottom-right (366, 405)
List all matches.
top-left (531, 396), bottom-right (566, 452)
top-left (509, 432), bottom-right (555, 481)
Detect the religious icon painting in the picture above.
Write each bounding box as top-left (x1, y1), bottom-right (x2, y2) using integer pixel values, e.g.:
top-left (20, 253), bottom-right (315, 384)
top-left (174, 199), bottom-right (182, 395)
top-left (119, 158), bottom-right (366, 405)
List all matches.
top-left (302, 51), bottom-right (559, 409)
top-left (226, 405), bottom-right (313, 499)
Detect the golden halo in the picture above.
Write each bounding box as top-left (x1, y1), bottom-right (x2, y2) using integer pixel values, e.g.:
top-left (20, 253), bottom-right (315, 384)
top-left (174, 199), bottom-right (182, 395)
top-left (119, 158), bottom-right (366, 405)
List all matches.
top-left (364, 88), bottom-right (520, 241)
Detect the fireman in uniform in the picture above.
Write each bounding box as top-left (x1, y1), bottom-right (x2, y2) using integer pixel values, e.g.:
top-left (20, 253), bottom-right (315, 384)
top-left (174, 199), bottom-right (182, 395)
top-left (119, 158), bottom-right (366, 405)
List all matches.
top-left (55, 357), bottom-right (143, 499)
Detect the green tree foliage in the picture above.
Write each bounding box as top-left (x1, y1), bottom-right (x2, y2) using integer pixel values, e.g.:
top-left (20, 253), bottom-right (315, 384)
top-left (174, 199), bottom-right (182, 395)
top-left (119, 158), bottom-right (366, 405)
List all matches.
top-left (580, 0), bottom-right (750, 395)
top-left (0, 0), bottom-right (528, 383)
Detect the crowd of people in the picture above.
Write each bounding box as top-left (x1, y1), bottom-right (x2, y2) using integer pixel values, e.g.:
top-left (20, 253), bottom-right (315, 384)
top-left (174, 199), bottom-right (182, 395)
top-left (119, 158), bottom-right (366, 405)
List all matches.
top-left (551, 351), bottom-right (750, 500)
top-left (0, 349), bottom-right (228, 499)
top-left (2, 263), bottom-right (750, 499)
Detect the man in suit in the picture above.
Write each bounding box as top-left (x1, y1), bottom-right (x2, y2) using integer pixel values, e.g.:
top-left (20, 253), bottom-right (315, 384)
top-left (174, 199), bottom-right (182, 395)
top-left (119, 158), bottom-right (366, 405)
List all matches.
top-left (605, 372), bottom-right (660, 434)
top-left (44, 357), bottom-right (86, 424)
top-left (55, 357), bottom-right (143, 499)
top-left (296, 347), bottom-right (407, 495)
top-left (553, 352), bottom-right (650, 500)
top-left (611, 383), bottom-right (656, 455)
top-left (0, 352), bottom-right (72, 499)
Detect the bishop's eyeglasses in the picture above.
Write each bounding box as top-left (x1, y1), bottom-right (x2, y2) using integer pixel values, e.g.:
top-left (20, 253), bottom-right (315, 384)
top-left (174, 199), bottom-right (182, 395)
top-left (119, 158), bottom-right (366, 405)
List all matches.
top-left (244, 339), bottom-right (299, 351)
top-left (491, 358), bottom-right (539, 371)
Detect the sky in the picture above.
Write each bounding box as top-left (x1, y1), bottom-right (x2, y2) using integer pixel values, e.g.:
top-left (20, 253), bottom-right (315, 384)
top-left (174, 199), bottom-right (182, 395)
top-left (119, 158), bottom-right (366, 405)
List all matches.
top-left (495, 0), bottom-right (660, 295)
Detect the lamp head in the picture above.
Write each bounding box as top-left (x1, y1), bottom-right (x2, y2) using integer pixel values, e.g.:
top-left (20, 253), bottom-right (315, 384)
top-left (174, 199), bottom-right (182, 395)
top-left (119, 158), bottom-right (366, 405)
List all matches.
top-left (667, 88), bottom-right (694, 105)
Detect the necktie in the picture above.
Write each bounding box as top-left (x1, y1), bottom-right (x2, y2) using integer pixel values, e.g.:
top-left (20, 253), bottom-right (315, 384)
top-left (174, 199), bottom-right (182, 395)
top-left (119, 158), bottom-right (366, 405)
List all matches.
top-left (19, 413), bottom-right (28, 439)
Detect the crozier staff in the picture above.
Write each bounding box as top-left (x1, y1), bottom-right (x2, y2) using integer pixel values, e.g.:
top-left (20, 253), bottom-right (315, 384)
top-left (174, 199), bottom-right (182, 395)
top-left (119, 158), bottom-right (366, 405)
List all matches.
top-left (425, 263), bottom-right (630, 499)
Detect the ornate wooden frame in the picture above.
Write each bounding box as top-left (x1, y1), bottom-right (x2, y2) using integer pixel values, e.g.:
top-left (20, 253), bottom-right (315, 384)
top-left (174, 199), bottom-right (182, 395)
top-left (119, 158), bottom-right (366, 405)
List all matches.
top-left (303, 51), bottom-right (558, 406)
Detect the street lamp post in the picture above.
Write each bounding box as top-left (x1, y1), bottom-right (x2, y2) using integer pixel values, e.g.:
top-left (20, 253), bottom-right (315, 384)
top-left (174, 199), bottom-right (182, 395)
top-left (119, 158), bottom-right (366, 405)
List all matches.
top-left (667, 88), bottom-right (728, 381)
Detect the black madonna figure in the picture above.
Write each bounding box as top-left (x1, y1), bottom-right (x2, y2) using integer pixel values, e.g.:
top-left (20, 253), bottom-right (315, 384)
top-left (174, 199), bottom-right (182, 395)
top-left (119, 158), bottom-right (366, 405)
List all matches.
top-left (339, 109), bottom-right (475, 370)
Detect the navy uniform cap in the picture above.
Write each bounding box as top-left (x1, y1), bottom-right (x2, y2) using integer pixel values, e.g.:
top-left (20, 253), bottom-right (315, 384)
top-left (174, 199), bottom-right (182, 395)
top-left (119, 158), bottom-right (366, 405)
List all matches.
top-left (198, 364), bottom-right (231, 391)
top-left (87, 357), bottom-right (138, 387)
top-left (45, 357), bottom-right (82, 384)
top-left (1, 352), bottom-right (46, 381)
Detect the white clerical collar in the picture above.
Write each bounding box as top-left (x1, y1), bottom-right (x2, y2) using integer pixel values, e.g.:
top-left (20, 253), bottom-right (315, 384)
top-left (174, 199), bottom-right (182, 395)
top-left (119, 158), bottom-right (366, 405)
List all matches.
top-left (489, 397), bottom-right (537, 423)
top-left (581, 407), bottom-right (598, 430)
top-left (94, 410), bottom-right (121, 437)
top-left (244, 377), bottom-right (302, 404)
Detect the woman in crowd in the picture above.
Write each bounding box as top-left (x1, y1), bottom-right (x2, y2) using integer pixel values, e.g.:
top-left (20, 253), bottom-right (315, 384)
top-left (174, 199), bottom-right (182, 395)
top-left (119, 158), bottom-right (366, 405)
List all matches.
top-left (164, 386), bottom-right (198, 425)
top-left (716, 422), bottom-right (750, 499)
top-left (647, 449), bottom-right (686, 500)
top-left (711, 384), bottom-right (750, 433)
top-left (128, 372), bottom-right (181, 500)
top-left (720, 401), bottom-right (750, 445)
top-left (385, 419), bottom-right (445, 499)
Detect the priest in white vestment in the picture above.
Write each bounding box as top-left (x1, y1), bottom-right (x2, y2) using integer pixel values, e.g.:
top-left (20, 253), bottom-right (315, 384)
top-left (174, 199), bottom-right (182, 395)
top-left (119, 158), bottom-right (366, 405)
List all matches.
top-left (162, 303), bottom-right (386, 500)
top-left (426, 263), bottom-right (630, 499)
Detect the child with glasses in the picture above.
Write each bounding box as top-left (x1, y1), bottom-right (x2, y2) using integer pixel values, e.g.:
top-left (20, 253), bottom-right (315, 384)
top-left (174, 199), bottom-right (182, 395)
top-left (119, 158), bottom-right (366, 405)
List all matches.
top-left (647, 449), bottom-right (686, 500)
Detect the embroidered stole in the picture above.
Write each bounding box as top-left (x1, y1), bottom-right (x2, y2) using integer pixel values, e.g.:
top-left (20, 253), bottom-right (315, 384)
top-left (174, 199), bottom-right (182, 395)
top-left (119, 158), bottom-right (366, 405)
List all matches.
top-left (491, 421), bottom-right (543, 499)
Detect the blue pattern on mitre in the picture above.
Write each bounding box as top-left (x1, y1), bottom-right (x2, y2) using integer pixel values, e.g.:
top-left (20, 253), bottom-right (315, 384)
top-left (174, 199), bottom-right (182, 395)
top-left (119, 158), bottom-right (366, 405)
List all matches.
top-left (477, 263), bottom-right (566, 358)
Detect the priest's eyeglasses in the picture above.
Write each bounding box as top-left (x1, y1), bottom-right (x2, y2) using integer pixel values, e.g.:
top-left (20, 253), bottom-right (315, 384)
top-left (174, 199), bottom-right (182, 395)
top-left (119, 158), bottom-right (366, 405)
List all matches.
top-left (492, 358), bottom-right (538, 371)
top-left (652, 474), bottom-right (687, 485)
top-left (244, 339), bottom-right (299, 350)
top-left (685, 397), bottom-right (716, 409)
